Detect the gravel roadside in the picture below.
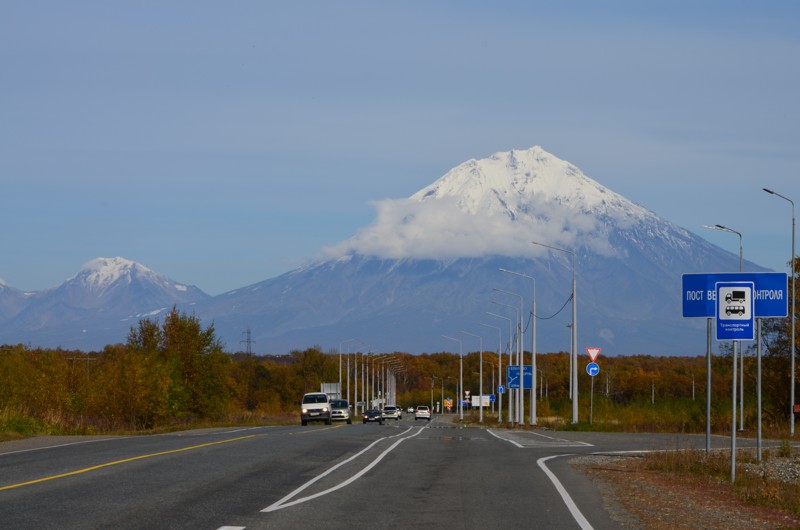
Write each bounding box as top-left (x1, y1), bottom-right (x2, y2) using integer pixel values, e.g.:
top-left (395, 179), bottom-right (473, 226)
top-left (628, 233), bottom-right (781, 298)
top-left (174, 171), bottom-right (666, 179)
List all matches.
top-left (572, 454), bottom-right (800, 529)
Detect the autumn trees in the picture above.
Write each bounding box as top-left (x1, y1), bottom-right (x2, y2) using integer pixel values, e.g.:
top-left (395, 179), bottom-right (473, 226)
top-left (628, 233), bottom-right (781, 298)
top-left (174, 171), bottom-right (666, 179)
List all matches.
top-left (0, 298), bottom-right (798, 436)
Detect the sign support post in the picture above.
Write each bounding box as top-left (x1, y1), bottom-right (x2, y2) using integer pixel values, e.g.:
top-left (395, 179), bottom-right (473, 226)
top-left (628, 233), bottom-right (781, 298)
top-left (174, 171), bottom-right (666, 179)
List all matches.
top-left (585, 349), bottom-right (600, 426)
top-left (757, 318), bottom-right (763, 462)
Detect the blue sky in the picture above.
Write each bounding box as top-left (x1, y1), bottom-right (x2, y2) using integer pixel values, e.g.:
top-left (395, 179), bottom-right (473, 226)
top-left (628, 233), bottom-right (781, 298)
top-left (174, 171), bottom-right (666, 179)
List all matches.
top-left (2, 1), bottom-right (799, 295)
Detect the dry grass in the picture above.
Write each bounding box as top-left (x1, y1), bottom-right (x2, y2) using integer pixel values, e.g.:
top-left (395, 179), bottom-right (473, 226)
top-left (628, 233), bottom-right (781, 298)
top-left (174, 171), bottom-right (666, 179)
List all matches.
top-left (637, 446), bottom-right (800, 516)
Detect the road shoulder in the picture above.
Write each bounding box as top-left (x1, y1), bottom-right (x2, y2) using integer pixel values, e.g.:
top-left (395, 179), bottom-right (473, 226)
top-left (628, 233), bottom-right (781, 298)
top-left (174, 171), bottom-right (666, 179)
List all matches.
top-left (572, 454), bottom-right (800, 529)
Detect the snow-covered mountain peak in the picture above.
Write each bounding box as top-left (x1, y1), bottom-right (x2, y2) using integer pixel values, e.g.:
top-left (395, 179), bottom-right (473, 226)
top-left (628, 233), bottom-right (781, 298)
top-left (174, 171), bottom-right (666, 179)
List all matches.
top-left (411, 146), bottom-right (652, 222)
top-left (323, 146), bottom-right (664, 262)
top-left (0, 257), bottom-right (210, 348)
top-left (73, 257), bottom-right (155, 289)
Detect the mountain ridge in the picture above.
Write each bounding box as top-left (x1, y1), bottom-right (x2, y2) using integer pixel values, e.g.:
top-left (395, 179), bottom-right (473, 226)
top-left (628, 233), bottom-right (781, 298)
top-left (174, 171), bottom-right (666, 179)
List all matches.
top-left (0, 146), bottom-right (764, 354)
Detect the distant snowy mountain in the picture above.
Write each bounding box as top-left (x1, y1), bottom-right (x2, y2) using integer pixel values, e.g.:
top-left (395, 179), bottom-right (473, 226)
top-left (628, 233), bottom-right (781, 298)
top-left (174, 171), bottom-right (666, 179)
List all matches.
top-left (0, 257), bottom-right (209, 349)
top-left (0, 147), bottom-right (766, 354)
top-left (59, 257), bottom-right (204, 309)
top-left (0, 280), bottom-right (30, 322)
top-left (199, 146), bottom-right (763, 355)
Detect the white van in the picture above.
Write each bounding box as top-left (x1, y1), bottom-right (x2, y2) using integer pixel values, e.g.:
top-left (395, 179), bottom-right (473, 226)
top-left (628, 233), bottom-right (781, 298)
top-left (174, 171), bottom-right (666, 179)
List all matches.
top-left (301, 392), bottom-right (332, 426)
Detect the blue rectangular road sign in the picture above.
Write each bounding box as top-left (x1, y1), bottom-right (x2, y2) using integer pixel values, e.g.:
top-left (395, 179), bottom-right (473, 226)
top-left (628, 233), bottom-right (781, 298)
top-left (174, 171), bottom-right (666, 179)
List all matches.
top-left (716, 281), bottom-right (755, 341)
top-left (506, 365), bottom-right (533, 390)
top-left (682, 272), bottom-right (787, 318)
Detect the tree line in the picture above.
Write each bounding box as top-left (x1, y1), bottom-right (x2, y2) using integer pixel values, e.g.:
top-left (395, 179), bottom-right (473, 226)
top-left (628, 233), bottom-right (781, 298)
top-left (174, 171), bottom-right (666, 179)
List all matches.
top-left (1, 294), bottom-right (797, 437)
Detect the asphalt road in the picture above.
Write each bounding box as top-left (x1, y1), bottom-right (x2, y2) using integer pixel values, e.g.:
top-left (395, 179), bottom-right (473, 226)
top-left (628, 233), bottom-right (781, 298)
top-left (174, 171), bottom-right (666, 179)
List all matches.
top-left (0, 414), bottom-right (762, 529)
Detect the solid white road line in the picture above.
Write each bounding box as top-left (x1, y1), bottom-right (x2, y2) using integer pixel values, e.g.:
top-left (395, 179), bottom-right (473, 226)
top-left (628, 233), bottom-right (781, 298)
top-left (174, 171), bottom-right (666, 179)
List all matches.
top-left (537, 454), bottom-right (594, 530)
top-left (0, 438), bottom-right (125, 457)
top-left (486, 428), bottom-right (524, 447)
top-left (486, 428), bottom-right (593, 448)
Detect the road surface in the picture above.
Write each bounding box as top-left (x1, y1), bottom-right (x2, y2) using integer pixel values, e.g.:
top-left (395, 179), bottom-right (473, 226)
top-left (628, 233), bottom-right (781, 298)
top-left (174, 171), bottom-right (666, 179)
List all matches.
top-left (0, 414), bottom-right (758, 529)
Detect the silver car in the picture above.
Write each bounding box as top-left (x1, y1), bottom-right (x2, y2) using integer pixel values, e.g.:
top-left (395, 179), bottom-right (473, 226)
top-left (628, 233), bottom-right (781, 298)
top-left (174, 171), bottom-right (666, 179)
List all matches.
top-left (330, 399), bottom-right (352, 424)
top-left (382, 405), bottom-right (400, 421)
top-left (415, 405), bottom-right (431, 421)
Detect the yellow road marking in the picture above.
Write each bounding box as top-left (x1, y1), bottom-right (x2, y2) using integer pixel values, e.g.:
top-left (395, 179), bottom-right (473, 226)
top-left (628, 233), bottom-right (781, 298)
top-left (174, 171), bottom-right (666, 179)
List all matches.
top-left (0, 434), bottom-right (257, 491)
top-left (289, 423), bottom-right (344, 435)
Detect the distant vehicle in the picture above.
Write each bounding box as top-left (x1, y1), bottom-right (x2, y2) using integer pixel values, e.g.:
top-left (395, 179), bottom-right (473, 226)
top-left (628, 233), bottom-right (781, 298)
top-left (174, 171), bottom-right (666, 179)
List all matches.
top-left (301, 392), bottom-right (332, 426)
top-left (407, 406), bottom-right (415, 414)
top-left (382, 405), bottom-right (400, 421)
top-left (363, 409), bottom-right (384, 424)
top-left (330, 399), bottom-right (352, 424)
top-left (415, 405), bottom-right (431, 421)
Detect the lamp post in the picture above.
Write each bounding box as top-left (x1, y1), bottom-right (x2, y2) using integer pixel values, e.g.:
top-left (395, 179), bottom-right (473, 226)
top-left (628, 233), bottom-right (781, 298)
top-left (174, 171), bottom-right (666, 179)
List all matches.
top-left (430, 375), bottom-right (436, 412)
top-left (763, 188), bottom-right (796, 437)
top-left (486, 312), bottom-right (511, 423)
top-left (532, 241), bottom-right (578, 424)
top-left (339, 339), bottom-right (356, 400)
top-left (443, 335), bottom-right (464, 420)
top-left (461, 331), bottom-right (484, 423)
top-left (491, 298), bottom-right (522, 424)
top-left (441, 376), bottom-right (447, 414)
top-left (493, 288), bottom-right (524, 424)
top-left (566, 323), bottom-right (573, 398)
top-left (500, 268), bottom-right (537, 425)
top-left (479, 322), bottom-right (502, 421)
top-left (358, 344), bottom-right (375, 414)
top-left (704, 224), bottom-right (745, 431)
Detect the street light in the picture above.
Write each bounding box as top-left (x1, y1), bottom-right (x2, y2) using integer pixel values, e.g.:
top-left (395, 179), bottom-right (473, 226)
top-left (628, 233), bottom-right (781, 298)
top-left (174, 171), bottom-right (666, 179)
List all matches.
top-left (461, 330), bottom-right (483, 423)
top-left (491, 299), bottom-right (521, 424)
top-left (763, 188), bottom-right (796, 437)
top-left (500, 268), bottom-right (537, 425)
top-left (704, 224), bottom-right (745, 431)
top-left (493, 288), bottom-right (524, 424)
top-left (704, 224), bottom-right (743, 271)
top-left (479, 322), bottom-right (502, 422)
top-left (443, 335), bottom-right (464, 420)
top-left (339, 339), bottom-right (356, 400)
top-left (430, 375), bottom-right (436, 412)
top-left (486, 312), bottom-right (512, 423)
top-left (532, 240), bottom-right (578, 424)
top-left (358, 345), bottom-right (374, 415)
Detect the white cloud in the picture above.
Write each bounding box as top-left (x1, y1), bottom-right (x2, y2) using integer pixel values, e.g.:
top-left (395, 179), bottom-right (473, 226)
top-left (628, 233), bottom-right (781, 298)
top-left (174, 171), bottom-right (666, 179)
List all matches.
top-left (321, 195), bottom-right (615, 261)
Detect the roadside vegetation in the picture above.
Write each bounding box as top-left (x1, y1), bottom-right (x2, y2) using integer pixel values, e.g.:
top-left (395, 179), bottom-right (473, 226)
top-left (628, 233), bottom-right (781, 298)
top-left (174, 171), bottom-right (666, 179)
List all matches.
top-left (0, 289), bottom-right (797, 443)
top-left (625, 445), bottom-right (800, 517)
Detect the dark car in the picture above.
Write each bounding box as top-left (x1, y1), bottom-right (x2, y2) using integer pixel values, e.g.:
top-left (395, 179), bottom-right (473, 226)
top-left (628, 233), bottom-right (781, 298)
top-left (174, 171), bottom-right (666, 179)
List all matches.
top-left (363, 409), bottom-right (384, 424)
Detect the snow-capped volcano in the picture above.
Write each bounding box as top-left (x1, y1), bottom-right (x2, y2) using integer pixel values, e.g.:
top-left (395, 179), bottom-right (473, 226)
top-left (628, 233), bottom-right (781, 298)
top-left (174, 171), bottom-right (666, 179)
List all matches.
top-left (412, 146), bottom-right (651, 220)
top-left (197, 146), bottom-right (760, 355)
top-left (0, 257), bottom-right (209, 349)
top-left (71, 257), bottom-right (190, 295)
top-left (324, 146), bottom-right (670, 262)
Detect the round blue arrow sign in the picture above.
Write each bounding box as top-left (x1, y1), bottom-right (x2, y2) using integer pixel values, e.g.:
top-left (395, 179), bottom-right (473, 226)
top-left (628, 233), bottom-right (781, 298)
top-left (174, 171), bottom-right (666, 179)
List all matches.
top-left (586, 362), bottom-right (600, 377)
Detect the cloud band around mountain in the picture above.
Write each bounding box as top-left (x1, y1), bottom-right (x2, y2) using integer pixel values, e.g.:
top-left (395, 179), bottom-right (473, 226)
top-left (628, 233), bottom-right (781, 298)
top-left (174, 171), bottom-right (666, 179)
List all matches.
top-left (322, 195), bottom-right (615, 261)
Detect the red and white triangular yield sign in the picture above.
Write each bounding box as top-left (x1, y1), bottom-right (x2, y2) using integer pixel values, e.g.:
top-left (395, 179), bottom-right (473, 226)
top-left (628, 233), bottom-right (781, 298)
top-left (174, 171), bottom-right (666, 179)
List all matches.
top-left (586, 347), bottom-right (601, 362)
